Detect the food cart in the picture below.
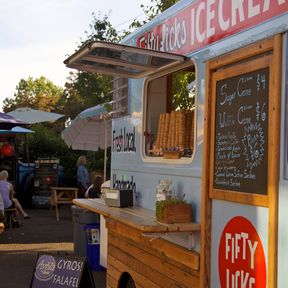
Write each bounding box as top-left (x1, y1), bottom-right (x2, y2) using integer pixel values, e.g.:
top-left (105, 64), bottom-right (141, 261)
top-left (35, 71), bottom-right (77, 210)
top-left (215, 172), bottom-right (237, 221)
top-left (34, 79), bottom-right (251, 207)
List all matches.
top-left (64, 0), bottom-right (288, 287)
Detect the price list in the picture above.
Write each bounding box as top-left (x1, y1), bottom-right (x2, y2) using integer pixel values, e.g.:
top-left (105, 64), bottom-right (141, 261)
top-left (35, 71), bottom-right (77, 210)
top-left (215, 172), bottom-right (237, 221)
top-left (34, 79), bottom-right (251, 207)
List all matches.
top-left (213, 68), bottom-right (269, 194)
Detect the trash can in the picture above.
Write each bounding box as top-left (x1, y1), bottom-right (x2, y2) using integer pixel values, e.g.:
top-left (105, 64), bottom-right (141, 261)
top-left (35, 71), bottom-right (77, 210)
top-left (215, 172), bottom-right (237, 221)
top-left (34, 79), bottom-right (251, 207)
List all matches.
top-left (85, 223), bottom-right (103, 271)
top-left (72, 205), bottom-right (100, 256)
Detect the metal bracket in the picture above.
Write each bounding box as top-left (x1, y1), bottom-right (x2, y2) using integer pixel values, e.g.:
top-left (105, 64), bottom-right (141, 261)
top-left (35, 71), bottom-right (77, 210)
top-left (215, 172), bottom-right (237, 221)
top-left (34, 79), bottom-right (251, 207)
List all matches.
top-left (142, 231), bottom-right (196, 250)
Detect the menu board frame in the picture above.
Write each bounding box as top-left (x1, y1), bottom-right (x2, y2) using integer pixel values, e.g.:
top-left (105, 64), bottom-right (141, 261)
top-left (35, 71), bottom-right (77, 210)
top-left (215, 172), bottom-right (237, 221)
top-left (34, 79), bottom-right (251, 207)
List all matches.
top-left (208, 41), bottom-right (281, 208)
top-left (200, 35), bottom-right (282, 288)
top-left (209, 56), bottom-right (272, 207)
top-left (213, 66), bottom-right (269, 194)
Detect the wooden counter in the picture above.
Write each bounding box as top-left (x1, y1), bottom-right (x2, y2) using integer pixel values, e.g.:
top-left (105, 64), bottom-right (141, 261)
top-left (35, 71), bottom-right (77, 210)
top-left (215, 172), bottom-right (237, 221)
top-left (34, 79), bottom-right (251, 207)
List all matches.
top-left (73, 198), bottom-right (200, 234)
top-left (73, 198), bottom-right (201, 288)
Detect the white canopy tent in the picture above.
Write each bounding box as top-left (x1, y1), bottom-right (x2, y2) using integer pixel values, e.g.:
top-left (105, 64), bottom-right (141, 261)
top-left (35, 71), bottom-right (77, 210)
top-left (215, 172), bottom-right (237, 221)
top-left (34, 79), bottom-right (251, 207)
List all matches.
top-left (61, 104), bottom-right (111, 181)
top-left (7, 107), bottom-right (64, 124)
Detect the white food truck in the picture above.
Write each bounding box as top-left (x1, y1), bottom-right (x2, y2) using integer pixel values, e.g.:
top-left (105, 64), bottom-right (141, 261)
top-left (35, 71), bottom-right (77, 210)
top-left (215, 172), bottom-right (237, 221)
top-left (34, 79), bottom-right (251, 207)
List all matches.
top-left (65, 0), bottom-right (288, 287)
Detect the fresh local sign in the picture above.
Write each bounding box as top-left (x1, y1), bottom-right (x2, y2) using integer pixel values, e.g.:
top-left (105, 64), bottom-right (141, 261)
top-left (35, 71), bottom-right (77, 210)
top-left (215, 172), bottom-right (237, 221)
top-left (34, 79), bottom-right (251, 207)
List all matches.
top-left (218, 216), bottom-right (266, 288)
top-left (137, 0), bottom-right (288, 54)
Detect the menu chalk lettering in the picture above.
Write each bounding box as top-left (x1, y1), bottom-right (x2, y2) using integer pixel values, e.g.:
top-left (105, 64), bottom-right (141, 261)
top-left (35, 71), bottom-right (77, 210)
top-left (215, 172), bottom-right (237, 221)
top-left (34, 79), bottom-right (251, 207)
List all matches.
top-left (213, 68), bottom-right (269, 194)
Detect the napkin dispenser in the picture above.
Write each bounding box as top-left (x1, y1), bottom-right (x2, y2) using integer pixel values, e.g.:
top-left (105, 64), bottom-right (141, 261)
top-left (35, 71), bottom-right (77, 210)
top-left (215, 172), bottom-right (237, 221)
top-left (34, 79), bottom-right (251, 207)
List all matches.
top-left (102, 188), bottom-right (133, 207)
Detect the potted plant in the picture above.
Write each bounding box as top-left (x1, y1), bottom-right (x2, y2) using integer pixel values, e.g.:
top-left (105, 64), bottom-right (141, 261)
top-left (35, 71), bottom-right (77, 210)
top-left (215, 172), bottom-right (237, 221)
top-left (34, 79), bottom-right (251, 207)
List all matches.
top-left (156, 197), bottom-right (192, 224)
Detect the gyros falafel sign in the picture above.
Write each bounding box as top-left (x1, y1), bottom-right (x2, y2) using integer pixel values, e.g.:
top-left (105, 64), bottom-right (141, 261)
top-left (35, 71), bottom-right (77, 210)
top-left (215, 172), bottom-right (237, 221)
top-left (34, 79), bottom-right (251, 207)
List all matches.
top-left (30, 254), bottom-right (93, 288)
top-left (218, 216), bottom-right (266, 287)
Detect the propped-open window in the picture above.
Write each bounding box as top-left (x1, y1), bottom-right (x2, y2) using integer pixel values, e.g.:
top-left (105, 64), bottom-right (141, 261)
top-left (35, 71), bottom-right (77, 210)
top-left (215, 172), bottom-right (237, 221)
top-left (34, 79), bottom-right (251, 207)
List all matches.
top-left (64, 41), bottom-right (187, 79)
top-left (144, 62), bottom-right (196, 161)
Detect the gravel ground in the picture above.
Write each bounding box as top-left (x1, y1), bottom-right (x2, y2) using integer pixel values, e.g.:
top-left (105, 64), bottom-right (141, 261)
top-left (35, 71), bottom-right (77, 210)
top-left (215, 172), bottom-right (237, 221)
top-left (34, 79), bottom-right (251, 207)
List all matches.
top-left (0, 206), bottom-right (106, 288)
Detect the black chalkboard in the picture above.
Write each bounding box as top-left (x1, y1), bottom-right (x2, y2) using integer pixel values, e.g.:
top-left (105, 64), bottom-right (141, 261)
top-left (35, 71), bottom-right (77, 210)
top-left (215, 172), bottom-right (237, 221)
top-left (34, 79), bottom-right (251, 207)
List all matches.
top-left (213, 68), bottom-right (269, 194)
top-left (30, 253), bottom-right (95, 288)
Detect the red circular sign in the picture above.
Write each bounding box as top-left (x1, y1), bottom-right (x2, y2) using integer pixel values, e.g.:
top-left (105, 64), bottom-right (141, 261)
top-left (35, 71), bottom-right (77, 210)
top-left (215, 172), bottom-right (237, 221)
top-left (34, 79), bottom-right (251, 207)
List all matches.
top-left (218, 216), bottom-right (266, 287)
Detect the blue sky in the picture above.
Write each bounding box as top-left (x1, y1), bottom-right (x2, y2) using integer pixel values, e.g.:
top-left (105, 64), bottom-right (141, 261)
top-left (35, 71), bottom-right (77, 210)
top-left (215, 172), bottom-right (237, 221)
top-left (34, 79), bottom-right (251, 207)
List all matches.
top-left (0, 0), bottom-right (151, 110)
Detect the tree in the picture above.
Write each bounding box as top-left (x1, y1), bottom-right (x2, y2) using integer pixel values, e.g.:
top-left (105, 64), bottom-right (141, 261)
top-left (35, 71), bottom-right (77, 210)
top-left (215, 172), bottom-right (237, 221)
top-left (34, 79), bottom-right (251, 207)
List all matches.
top-left (81, 12), bottom-right (121, 45)
top-left (130, 0), bottom-right (180, 28)
top-left (3, 76), bottom-right (63, 113)
top-left (60, 71), bottom-right (112, 120)
top-left (61, 13), bottom-right (121, 119)
top-left (4, 2), bottom-right (181, 185)
top-left (19, 124), bottom-right (85, 185)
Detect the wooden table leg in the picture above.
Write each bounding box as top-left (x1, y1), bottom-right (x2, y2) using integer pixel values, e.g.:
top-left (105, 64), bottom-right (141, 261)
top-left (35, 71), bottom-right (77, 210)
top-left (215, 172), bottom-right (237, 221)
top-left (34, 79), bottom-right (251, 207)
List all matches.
top-left (55, 203), bottom-right (59, 222)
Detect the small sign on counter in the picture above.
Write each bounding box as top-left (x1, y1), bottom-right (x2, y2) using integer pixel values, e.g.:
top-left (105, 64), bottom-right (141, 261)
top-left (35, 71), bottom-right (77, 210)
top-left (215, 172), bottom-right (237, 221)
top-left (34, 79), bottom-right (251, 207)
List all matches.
top-left (103, 188), bottom-right (133, 207)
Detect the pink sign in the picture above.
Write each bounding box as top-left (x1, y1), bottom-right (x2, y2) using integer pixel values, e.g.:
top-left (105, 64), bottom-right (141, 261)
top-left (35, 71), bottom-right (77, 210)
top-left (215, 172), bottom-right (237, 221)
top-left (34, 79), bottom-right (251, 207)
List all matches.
top-left (218, 216), bottom-right (266, 288)
top-left (137, 0), bottom-right (288, 55)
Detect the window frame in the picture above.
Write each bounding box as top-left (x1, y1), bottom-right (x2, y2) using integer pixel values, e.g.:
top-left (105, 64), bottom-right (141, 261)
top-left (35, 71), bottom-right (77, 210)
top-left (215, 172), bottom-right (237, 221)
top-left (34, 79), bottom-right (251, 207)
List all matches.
top-left (64, 41), bottom-right (187, 79)
top-left (141, 59), bottom-right (197, 164)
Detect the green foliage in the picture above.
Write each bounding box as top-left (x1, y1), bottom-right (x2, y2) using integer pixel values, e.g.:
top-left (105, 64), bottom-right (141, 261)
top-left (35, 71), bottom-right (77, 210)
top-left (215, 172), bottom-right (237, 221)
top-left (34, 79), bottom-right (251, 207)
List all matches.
top-left (156, 197), bottom-right (186, 221)
top-left (60, 13), bottom-right (118, 119)
top-left (130, 0), bottom-right (180, 28)
top-left (17, 124), bottom-right (110, 182)
top-left (19, 125), bottom-right (78, 180)
top-left (80, 12), bottom-right (120, 45)
top-left (172, 72), bottom-right (196, 110)
top-left (24, 124), bottom-right (67, 161)
top-left (3, 76), bottom-right (63, 113)
top-left (2, 13), bottom-right (117, 183)
top-left (61, 71), bottom-right (112, 119)
top-left (4, 1), bottom-right (179, 184)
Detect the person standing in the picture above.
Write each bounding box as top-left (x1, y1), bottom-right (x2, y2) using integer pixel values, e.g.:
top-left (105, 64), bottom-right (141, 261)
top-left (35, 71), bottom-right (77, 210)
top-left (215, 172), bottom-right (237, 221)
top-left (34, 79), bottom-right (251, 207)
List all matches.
top-left (76, 155), bottom-right (91, 198)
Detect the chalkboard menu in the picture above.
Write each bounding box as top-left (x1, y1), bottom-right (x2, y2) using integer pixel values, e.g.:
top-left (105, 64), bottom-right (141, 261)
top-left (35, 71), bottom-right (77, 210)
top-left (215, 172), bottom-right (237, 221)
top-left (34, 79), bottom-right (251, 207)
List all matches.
top-left (30, 253), bottom-right (95, 288)
top-left (213, 68), bottom-right (269, 194)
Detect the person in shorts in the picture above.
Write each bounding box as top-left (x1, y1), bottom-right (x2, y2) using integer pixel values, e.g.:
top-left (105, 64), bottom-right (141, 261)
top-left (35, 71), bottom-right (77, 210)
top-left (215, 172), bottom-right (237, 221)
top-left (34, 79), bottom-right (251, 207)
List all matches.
top-left (0, 170), bottom-right (30, 225)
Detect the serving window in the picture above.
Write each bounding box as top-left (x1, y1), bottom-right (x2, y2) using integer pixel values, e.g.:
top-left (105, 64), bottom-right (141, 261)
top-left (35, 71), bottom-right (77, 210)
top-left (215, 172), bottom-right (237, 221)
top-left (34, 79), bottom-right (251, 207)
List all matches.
top-left (144, 62), bottom-right (196, 160)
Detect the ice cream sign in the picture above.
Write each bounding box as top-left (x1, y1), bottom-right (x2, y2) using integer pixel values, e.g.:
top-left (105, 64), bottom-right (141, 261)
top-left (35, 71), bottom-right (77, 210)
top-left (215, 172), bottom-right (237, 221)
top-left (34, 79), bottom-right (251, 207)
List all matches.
top-left (218, 216), bottom-right (266, 287)
top-left (137, 0), bottom-right (288, 55)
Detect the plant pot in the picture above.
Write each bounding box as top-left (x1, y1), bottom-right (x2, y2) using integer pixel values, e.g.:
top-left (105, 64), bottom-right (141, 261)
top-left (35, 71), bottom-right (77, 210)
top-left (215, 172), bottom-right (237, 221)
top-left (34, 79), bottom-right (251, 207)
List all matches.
top-left (157, 203), bottom-right (192, 224)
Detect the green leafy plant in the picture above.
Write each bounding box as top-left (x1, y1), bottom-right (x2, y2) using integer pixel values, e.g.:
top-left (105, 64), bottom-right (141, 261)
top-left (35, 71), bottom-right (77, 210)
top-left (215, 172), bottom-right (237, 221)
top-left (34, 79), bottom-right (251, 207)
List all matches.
top-left (156, 198), bottom-right (186, 221)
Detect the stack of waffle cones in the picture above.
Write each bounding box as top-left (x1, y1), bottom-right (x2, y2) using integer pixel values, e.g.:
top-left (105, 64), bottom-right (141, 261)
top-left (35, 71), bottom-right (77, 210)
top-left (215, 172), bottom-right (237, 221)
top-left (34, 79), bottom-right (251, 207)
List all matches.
top-left (155, 110), bottom-right (195, 153)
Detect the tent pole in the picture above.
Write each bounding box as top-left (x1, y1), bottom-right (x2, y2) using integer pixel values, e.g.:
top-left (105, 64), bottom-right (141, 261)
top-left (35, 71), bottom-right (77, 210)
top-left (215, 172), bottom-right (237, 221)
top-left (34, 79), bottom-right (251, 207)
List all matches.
top-left (25, 134), bottom-right (30, 173)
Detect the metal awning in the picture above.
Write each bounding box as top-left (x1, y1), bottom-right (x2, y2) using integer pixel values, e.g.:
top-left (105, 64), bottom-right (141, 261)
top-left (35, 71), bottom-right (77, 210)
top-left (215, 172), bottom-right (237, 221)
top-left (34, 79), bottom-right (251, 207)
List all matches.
top-left (64, 41), bottom-right (187, 78)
